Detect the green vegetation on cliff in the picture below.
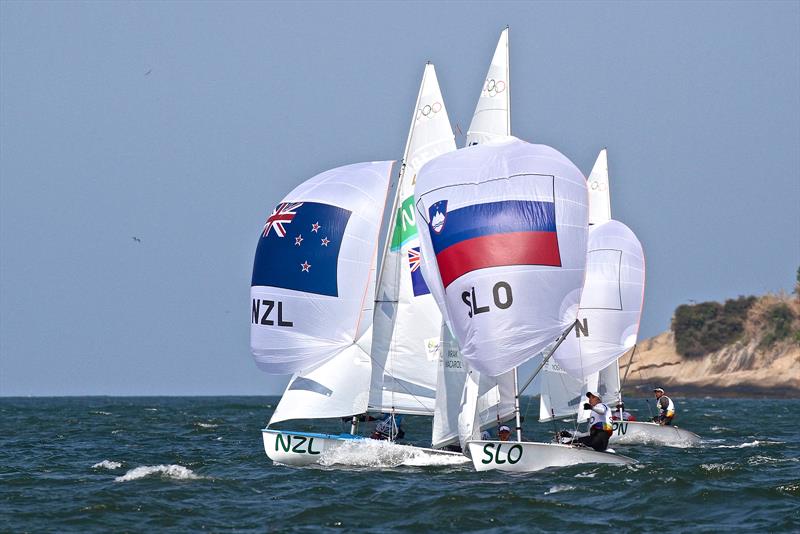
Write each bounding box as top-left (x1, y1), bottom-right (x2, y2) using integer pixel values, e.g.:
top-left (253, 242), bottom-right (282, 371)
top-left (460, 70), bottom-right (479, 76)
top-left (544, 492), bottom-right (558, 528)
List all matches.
top-left (671, 268), bottom-right (800, 357)
top-left (672, 296), bottom-right (757, 357)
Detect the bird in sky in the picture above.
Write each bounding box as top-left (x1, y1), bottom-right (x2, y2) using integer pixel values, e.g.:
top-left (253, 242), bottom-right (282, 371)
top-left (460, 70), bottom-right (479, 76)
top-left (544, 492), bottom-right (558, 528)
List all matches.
top-left (144, 69), bottom-right (152, 76)
top-left (132, 236), bottom-right (142, 243)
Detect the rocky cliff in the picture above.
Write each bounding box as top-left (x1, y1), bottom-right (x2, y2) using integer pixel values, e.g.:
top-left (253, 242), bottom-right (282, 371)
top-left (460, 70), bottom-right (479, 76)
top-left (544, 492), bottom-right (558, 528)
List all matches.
top-left (623, 294), bottom-right (800, 397)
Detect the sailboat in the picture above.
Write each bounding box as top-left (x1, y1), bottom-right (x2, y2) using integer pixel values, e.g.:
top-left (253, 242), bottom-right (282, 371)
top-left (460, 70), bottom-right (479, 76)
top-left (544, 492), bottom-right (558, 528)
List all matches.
top-left (252, 160), bottom-right (393, 466)
top-left (414, 136), bottom-right (636, 472)
top-left (253, 63), bottom-right (470, 467)
top-left (582, 149), bottom-right (700, 447)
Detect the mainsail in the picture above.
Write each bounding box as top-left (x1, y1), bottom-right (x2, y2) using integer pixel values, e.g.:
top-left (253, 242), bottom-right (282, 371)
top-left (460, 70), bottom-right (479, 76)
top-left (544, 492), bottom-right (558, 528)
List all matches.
top-left (415, 137), bottom-right (589, 377)
top-left (369, 63), bottom-right (456, 415)
top-left (250, 161), bottom-right (393, 423)
top-left (465, 28), bottom-right (510, 147)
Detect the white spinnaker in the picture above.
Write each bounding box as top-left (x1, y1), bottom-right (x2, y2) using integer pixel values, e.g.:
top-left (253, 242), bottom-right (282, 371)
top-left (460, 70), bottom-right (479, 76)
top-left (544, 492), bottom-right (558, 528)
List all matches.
top-left (587, 148), bottom-right (611, 226)
top-left (551, 220), bottom-right (646, 378)
top-left (465, 28), bottom-right (510, 147)
top-left (250, 161), bottom-right (392, 375)
top-left (369, 63), bottom-right (456, 415)
top-left (415, 137), bottom-right (589, 377)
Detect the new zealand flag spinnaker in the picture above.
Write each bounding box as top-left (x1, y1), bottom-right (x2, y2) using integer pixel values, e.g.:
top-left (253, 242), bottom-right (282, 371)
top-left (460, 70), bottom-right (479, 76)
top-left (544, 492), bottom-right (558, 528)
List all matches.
top-left (252, 201), bottom-right (351, 297)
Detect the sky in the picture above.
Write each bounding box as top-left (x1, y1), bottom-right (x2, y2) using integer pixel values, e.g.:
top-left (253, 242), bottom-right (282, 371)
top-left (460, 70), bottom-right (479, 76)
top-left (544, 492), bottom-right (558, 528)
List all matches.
top-left (1, 1), bottom-right (798, 396)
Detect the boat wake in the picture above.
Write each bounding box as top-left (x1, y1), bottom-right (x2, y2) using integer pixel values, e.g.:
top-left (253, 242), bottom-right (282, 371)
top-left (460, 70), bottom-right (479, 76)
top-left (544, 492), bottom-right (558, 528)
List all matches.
top-left (114, 464), bottom-right (204, 482)
top-left (317, 440), bottom-right (468, 468)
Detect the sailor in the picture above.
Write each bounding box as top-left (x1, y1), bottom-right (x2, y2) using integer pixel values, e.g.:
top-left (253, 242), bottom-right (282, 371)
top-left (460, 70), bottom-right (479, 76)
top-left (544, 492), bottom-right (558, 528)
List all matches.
top-left (652, 388), bottom-right (675, 425)
top-left (498, 425), bottom-right (512, 442)
top-left (554, 392), bottom-right (612, 451)
top-left (369, 413), bottom-right (405, 441)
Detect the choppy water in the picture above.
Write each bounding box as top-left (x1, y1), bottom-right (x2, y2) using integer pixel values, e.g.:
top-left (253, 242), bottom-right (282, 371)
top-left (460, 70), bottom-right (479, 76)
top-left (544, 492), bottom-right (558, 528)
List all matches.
top-left (1, 397), bottom-right (798, 532)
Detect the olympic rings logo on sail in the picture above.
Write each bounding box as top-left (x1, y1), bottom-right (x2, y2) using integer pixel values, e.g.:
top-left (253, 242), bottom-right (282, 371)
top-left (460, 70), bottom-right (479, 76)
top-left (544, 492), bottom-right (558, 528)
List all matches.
top-left (416, 101), bottom-right (443, 120)
top-left (590, 181), bottom-right (608, 191)
top-left (483, 78), bottom-right (506, 97)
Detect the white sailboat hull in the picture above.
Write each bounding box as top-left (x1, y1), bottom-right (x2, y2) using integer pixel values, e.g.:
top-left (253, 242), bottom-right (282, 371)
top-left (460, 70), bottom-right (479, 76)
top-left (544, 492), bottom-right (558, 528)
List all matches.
top-left (466, 440), bottom-right (636, 473)
top-left (262, 429), bottom-right (469, 467)
top-left (608, 421), bottom-right (701, 447)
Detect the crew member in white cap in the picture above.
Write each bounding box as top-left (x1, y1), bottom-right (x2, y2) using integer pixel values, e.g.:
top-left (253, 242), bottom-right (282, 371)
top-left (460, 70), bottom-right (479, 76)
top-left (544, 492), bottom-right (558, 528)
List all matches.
top-left (652, 388), bottom-right (675, 425)
top-left (498, 425), bottom-right (512, 442)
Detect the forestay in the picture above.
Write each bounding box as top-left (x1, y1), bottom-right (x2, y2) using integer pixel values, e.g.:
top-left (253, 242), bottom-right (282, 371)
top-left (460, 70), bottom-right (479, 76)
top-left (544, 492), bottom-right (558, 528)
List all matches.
top-left (250, 161), bottom-right (393, 423)
top-left (465, 28), bottom-right (510, 147)
top-left (415, 137), bottom-right (589, 377)
top-left (369, 63), bottom-right (456, 415)
top-left (551, 219), bottom-right (645, 378)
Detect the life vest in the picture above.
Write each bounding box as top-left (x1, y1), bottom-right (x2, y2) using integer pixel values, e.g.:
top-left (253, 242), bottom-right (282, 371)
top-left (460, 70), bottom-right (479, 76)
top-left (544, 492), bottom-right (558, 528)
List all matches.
top-left (588, 402), bottom-right (612, 435)
top-left (660, 396), bottom-right (675, 418)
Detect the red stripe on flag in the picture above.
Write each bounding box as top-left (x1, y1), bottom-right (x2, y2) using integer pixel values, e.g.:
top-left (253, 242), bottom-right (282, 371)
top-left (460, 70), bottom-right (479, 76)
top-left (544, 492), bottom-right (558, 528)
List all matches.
top-left (436, 231), bottom-right (561, 288)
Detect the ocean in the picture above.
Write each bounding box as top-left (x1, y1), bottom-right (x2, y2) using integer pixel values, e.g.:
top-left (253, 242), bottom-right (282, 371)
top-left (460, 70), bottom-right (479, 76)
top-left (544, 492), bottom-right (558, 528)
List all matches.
top-left (1, 396), bottom-right (798, 532)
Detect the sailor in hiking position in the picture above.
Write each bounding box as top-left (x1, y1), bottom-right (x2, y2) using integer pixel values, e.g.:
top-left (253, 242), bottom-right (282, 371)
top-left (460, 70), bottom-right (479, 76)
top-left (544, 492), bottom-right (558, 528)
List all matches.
top-left (557, 392), bottom-right (613, 452)
top-left (652, 387), bottom-right (675, 425)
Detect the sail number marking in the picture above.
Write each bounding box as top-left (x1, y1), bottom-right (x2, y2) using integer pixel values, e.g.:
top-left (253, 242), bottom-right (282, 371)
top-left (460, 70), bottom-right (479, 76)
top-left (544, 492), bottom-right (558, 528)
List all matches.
top-left (462, 281), bottom-right (513, 318)
top-left (481, 442), bottom-right (523, 465)
top-left (252, 299), bottom-right (293, 327)
top-left (275, 434), bottom-right (321, 455)
top-left (612, 422), bottom-right (628, 436)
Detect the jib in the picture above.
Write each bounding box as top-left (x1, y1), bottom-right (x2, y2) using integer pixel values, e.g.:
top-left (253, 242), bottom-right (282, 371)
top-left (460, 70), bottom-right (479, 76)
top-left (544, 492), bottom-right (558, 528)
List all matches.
top-left (481, 442), bottom-right (523, 465)
top-left (275, 434), bottom-right (321, 455)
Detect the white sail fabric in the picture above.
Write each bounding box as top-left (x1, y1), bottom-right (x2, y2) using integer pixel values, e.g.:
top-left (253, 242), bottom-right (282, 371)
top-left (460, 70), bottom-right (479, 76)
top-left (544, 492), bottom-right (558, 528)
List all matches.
top-left (465, 28), bottom-right (510, 147)
top-left (369, 63), bottom-right (456, 415)
top-left (432, 324), bottom-right (467, 448)
top-left (538, 358), bottom-right (584, 422)
top-left (587, 148), bottom-right (611, 225)
top-left (597, 360), bottom-right (622, 406)
top-left (551, 219), bottom-right (646, 378)
top-left (432, 325), bottom-right (515, 448)
top-left (269, 344), bottom-right (371, 424)
top-left (250, 161), bottom-right (393, 375)
top-left (415, 137), bottom-right (589, 377)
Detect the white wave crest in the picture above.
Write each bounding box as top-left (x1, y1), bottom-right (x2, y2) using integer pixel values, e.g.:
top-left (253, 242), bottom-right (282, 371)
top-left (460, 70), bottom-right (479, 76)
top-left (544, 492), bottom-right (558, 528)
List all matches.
top-left (195, 422), bottom-right (218, 429)
top-left (90, 411), bottom-right (112, 416)
top-left (700, 462), bottom-right (737, 473)
top-left (715, 440), bottom-right (784, 449)
top-left (545, 484), bottom-right (576, 495)
top-left (574, 471), bottom-right (597, 478)
top-left (92, 460), bottom-right (122, 470)
top-left (318, 440), bottom-right (469, 468)
top-left (114, 464), bottom-right (202, 482)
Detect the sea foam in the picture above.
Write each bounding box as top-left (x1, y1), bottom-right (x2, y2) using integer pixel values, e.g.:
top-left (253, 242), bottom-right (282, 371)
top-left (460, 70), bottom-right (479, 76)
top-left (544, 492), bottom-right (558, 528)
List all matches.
top-left (114, 464), bottom-right (202, 482)
top-left (92, 460), bottom-right (122, 470)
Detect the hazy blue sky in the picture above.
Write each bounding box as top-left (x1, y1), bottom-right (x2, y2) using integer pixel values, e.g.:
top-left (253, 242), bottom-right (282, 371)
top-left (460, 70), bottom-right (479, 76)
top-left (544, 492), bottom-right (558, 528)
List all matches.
top-left (1, 1), bottom-right (798, 395)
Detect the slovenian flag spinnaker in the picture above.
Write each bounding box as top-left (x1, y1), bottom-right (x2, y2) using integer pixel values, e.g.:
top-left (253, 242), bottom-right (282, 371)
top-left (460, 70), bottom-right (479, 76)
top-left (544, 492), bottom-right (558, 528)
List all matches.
top-left (414, 137), bottom-right (589, 377)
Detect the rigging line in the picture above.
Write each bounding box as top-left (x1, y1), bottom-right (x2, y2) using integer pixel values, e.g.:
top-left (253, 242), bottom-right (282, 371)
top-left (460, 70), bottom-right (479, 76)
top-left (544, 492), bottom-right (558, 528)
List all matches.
top-left (620, 344), bottom-right (638, 396)
top-left (366, 350), bottom-right (433, 415)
